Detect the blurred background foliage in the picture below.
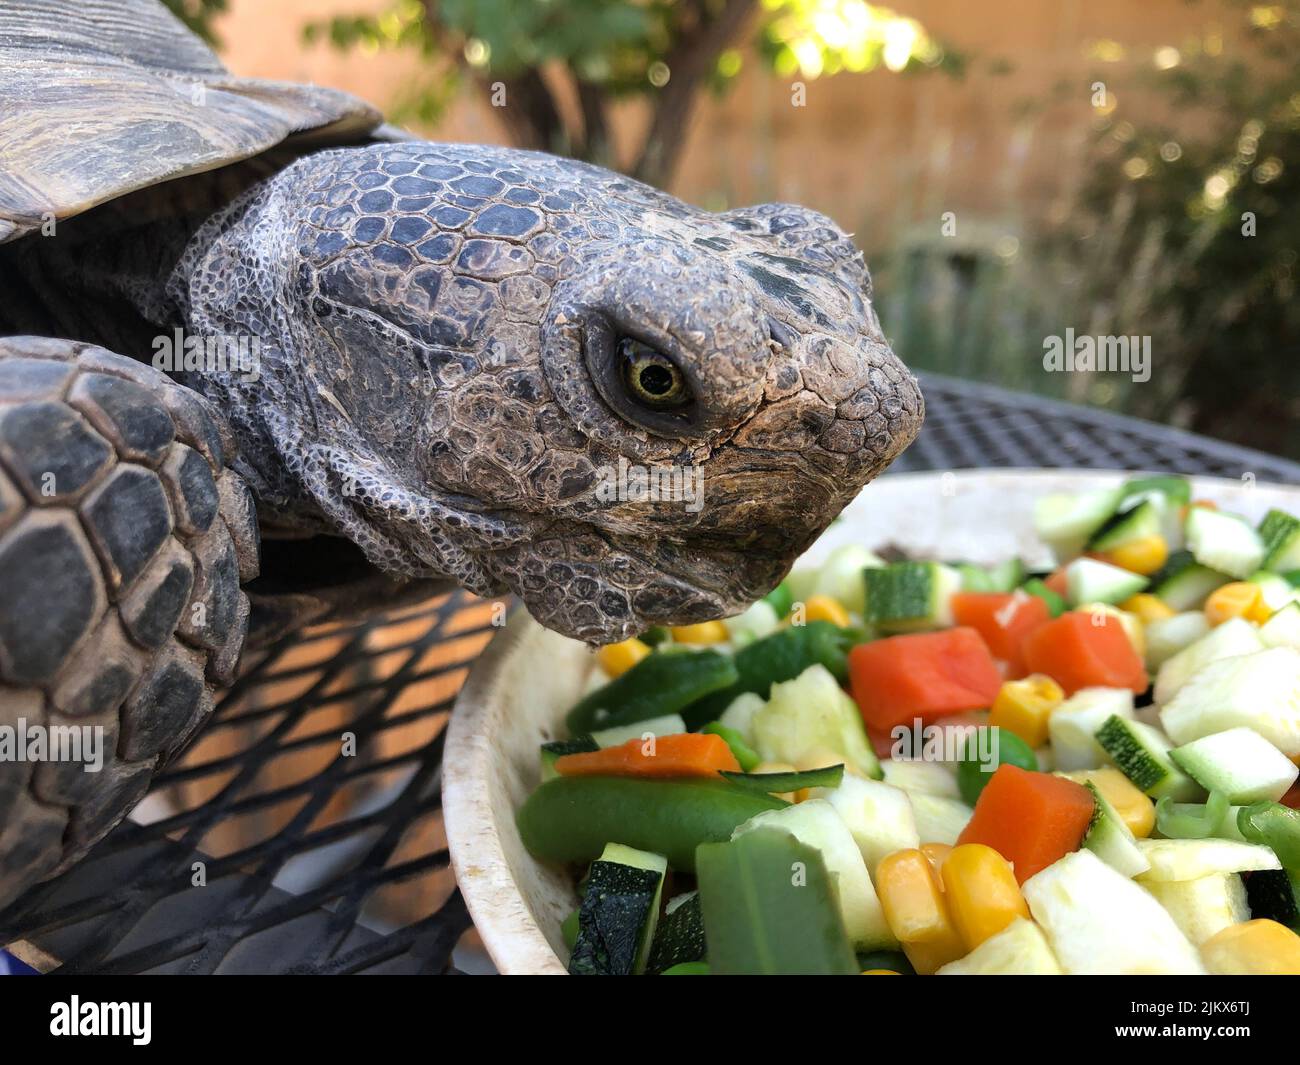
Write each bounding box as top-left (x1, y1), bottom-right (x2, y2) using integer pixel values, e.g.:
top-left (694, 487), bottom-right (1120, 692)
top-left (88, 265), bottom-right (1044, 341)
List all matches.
top-left (164, 0), bottom-right (1299, 461)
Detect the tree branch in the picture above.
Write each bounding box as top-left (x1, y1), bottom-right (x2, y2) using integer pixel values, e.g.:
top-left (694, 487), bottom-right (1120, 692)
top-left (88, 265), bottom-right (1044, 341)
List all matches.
top-left (633, 0), bottom-right (757, 187)
top-left (576, 78), bottom-right (613, 167)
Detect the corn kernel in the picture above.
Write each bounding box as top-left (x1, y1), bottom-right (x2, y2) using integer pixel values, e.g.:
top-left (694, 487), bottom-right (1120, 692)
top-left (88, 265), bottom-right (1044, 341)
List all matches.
top-left (875, 849), bottom-right (966, 974)
top-left (941, 843), bottom-right (1031, 951)
top-left (803, 594), bottom-right (851, 628)
top-left (1102, 534), bottom-right (1169, 576)
top-left (988, 674), bottom-right (1065, 748)
top-left (1121, 593), bottom-right (1176, 624)
top-left (595, 638), bottom-right (651, 678)
top-left (860, 969), bottom-right (900, 975)
top-left (1204, 582), bottom-right (1266, 627)
top-left (1202, 920), bottom-right (1300, 975)
top-left (669, 620), bottom-right (729, 644)
top-left (1057, 766), bottom-right (1156, 837)
top-left (751, 761), bottom-right (798, 803)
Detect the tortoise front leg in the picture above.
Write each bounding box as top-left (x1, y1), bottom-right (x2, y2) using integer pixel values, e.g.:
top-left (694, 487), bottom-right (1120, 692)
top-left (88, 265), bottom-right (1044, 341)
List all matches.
top-left (0, 336), bottom-right (259, 909)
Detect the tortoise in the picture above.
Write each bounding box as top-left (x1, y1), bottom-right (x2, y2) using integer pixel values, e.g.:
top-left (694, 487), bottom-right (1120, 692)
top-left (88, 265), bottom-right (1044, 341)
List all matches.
top-left (0, 0), bottom-right (923, 909)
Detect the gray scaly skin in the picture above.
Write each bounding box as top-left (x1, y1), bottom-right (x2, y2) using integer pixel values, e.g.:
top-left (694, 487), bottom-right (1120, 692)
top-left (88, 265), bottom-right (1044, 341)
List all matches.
top-left (161, 141), bottom-right (923, 643)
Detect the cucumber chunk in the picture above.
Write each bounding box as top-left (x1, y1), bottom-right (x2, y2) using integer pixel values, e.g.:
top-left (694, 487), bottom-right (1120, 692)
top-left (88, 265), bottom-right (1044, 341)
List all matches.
top-left (1153, 616), bottom-right (1264, 705)
top-left (1260, 602), bottom-right (1300, 651)
top-left (811, 543), bottom-right (884, 613)
top-left (1064, 557), bottom-right (1147, 607)
top-left (591, 713), bottom-right (688, 748)
top-left (1023, 849), bottom-right (1205, 974)
top-left (1159, 647), bottom-right (1300, 757)
top-left (1148, 548), bottom-right (1231, 611)
top-left (1088, 499), bottom-right (1161, 552)
top-left (1144, 611), bottom-right (1211, 671)
top-left (1048, 687), bottom-right (1135, 771)
top-left (1169, 727), bottom-right (1299, 804)
top-left (863, 561), bottom-right (961, 632)
top-left (1094, 715), bottom-right (1201, 800)
top-left (811, 775), bottom-right (920, 878)
top-left (1034, 487), bottom-right (1123, 558)
top-left (569, 843), bottom-right (668, 976)
top-left (1082, 780), bottom-right (1150, 878)
top-left (1185, 507), bottom-right (1266, 579)
top-left (908, 793), bottom-right (974, 845)
top-left (880, 758), bottom-right (962, 798)
top-left (1260, 508), bottom-right (1300, 572)
top-left (751, 664), bottom-right (880, 779)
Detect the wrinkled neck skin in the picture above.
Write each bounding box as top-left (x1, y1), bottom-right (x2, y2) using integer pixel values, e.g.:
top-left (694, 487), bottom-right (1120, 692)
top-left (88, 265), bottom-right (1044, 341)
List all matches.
top-left (163, 141), bottom-right (923, 643)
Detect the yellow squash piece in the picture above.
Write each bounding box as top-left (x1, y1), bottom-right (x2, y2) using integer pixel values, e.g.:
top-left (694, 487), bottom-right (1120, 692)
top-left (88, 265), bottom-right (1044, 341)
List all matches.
top-left (1121, 593), bottom-right (1176, 624)
top-left (941, 843), bottom-right (1031, 951)
top-left (875, 849), bottom-right (966, 974)
top-left (1057, 766), bottom-right (1156, 837)
top-left (1102, 534), bottom-right (1169, 576)
top-left (1201, 919), bottom-right (1300, 975)
top-left (860, 969), bottom-right (900, 975)
top-left (1204, 582), bottom-right (1272, 626)
top-left (988, 674), bottom-right (1064, 748)
top-left (669, 620), bottom-right (729, 644)
top-left (803, 594), bottom-right (851, 628)
top-left (595, 638), bottom-right (651, 677)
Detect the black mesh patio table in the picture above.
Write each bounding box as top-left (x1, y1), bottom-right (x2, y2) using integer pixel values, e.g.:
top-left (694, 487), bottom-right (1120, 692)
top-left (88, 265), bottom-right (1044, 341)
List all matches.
top-left (3, 371), bottom-right (1298, 974)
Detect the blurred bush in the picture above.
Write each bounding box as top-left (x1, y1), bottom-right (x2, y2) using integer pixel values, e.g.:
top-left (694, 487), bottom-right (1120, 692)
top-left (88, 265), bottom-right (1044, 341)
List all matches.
top-left (879, 0), bottom-right (1299, 461)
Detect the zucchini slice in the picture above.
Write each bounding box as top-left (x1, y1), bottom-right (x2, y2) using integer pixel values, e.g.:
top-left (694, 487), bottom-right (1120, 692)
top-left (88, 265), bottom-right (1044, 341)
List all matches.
top-left (568, 842), bottom-right (668, 976)
top-left (1094, 715), bottom-right (1201, 801)
top-left (1260, 508), bottom-right (1300, 573)
top-left (1148, 549), bottom-right (1231, 611)
top-left (646, 891), bottom-right (706, 974)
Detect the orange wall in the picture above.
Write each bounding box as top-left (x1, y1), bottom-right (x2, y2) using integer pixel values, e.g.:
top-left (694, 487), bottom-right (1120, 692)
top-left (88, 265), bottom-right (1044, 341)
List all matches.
top-left (217, 0), bottom-right (1236, 251)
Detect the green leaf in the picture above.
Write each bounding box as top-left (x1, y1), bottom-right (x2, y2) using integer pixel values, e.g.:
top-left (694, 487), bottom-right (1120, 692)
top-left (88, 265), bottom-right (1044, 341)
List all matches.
top-left (695, 827), bottom-right (858, 974)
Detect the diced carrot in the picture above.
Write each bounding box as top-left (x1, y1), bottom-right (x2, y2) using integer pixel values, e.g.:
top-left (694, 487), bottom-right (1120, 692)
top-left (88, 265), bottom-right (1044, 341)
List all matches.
top-left (848, 628), bottom-right (1003, 734)
top-left (1043, 568), bottom-right (1070, 598)
top-left (951, 592), bottom-right (1050, 677)
top-left (957, 764), bottom-right (1095, 883)
top-left (554, 732), bottom-right (740, 779)
top-left (1020, 611), bottom-right (1148, 696)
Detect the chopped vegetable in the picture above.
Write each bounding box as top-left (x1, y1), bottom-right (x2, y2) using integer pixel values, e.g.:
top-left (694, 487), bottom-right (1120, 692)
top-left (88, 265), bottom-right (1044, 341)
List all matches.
top-left (881, 759), bottom-right (961, 798)
top-left (936, 916), bottom-right (1062, 975)
top-left (1058, 766), bottom-right (1156, 837)
top-left (1121, 592), bottom-right (1175, 623)
top-left (569, 843), bottom-right (667, 976)
top-left (681, 621), bottom-right (857, 729)
top-left (1237, 801), bottom-right (1300, 868)
top-left (554, 732), bottom-right (741, 780)
top-left (1169, 727), bottom-right (1299, 804)
top-left (1020, 611), bottom-right (1148, 695)
top-left (1185, 506), bottom-right (1266, 579)
top-left (701, 721), bottom-right (760, 771)
top-left (802, 593), bottom-right (851, 628)
top-left (1160, 647), bottom-right (1300, 757)
top-left (1143, 610), bottom-right (1211, 670)
top-left (540, 736), bottom-right (598, 781)
top-left (1148, 548), bottom-right (1231, 611)
top-left (811, 543), bottom-right (884, 612)
top-left (590, 713), bottom-right (686, 748)
top-left (1095, 715), bottom-right (1201, 801)
top-left (1142, 874), bottom-right (1249, 946)
top-left (1203, 580), bottom-right (1271, 626)
top-left (940, 842), bottom-right (1031, 950)
top-left (595, 638), bottom-right (651, 678)
top-left (848, 627), bottom-right (1003, 733)
top-left (1098, 533), bottom-right (1169, 577)
top-left (1033, 486), bottom-right (1123, 558)
top-left (734, 799), bottom-right (894, 950)
top-left (1022, 849), bottom-right (1206, 974)
top-left (1020, 577), bottom-right (1067, 617)
top-left (950, 591), bottom-right (1050, 676)
top-left (812, 774), bottom-right (920, 877)
top-left (1200, 919), bottom-right (1300, 975)
top-left (720, 763), bottom-right (843, 794)
top-left (1063, 557), bottom-right (1147, 607)
top-left (1245, 869), bottom-right (1300, 930)
top-left (670, 620), bottom-right (729, 644)
top-left (1260, 508), bottom-right (1300, 573)
top-left (863, 561), bottom-right (962, 631)
top-left (751, 663), bottom-right (880, 778)
top-left (875, 848), bottom-right (966, 974)
top-left (722, 599), bottom-right (780, 648)
top-left (646, 891), bottom-right (706, 974)
top-left (1080, 780), bottom-right (1149, 878)
top-left (957, 764), bottom-right (1095, 883)
top-left (1152, 616), bottom-right (1264, 704)
top-left (1134, 837), bottom-right (1281, 881)
top-left (565, 648), bottom-right (739, 733)
top-left (955, 726), bottom-right (1038, 805)
top-left (909, 793), bottom-right (974, 846)
top-left (1153, 791), bottom-right (1229, 839)
top-left (1047, 686), bottom-right (1134, 770)
top-left (988, 674), bottom-right (1065, 747)
top-left (516, 776), bottom-right (786, 871)
top-left (762, 580), bottom-right (795, 619)
top-left (696, 827), bottom-right (859, 974)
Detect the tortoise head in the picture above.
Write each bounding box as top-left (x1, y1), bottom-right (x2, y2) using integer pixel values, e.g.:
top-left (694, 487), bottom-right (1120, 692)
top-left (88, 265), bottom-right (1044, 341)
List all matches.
top-left (175, 142), bottom-right (923, 643)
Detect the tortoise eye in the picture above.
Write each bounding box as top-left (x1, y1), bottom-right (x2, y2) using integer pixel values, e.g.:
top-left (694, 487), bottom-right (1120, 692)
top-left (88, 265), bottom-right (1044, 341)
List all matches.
top-left (618, 337), bottom-right (690, 409)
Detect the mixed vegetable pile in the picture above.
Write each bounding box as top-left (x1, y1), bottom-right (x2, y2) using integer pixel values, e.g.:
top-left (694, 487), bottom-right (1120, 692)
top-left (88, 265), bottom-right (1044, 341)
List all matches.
top-left (516, 474), bottom-right (1300, 975)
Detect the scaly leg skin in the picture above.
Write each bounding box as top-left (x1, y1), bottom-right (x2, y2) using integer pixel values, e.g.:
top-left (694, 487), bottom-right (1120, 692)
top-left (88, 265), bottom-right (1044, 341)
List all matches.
top-left (0, 335), bottom-right (259, 909)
